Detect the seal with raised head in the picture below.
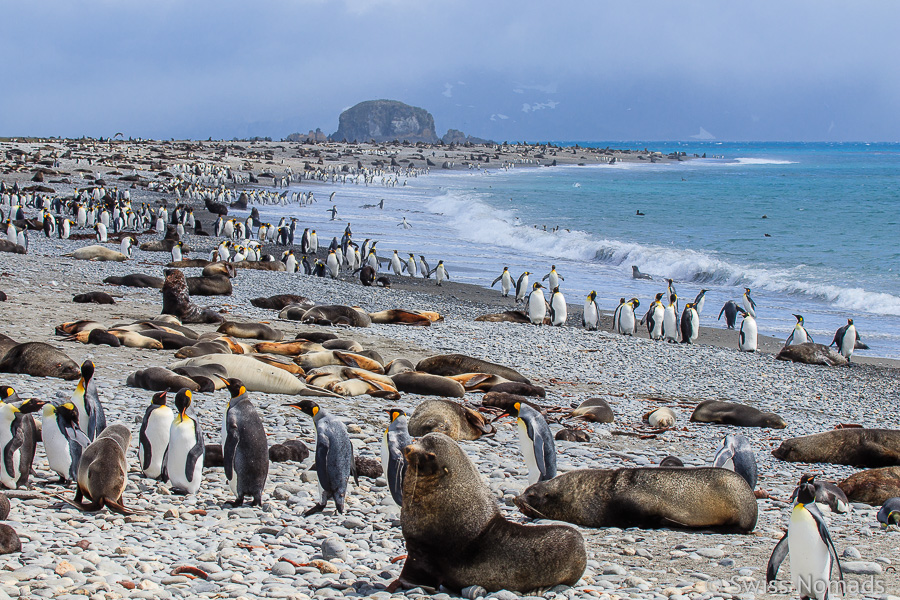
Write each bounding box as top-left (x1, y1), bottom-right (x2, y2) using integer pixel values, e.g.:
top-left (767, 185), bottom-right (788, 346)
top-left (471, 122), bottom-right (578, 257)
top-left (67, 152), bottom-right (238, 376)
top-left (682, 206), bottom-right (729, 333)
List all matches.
top-left (416, 354), bottom-right (530, 384)
top-left (394, 433), bottom-right (586, 593)
top-left (0, 342), bottom-right (80, 380)
top-left (773, 429), bottom-right (900, 468)
top-left (691, 400), bottom-right (787, 429)
top-left (569, 397), bottom-right (614, 423)
top-left (161, 269), bottom-right (224, 324)
top-left (408, 399), bottom-right (494, 441)
top-left (74, 423), bottom-right (132, 513)
top-left (515, 467), bottom-right (758, 533)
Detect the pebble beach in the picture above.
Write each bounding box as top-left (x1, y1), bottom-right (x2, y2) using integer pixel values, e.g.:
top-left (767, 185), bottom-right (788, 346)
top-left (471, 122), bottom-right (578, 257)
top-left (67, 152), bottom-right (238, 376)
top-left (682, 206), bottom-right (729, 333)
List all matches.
top-left (0, 139), bottom-right (898, 600)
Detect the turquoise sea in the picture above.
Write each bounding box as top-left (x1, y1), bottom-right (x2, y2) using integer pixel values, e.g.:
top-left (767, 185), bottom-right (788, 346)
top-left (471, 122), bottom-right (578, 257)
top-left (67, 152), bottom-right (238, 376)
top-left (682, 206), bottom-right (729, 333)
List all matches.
top-left (253, 142), bottom-right (900, 359)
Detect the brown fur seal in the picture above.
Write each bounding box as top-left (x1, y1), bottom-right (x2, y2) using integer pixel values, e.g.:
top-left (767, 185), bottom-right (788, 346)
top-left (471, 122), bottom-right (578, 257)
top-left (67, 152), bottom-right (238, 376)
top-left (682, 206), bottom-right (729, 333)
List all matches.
top-left (161, 269), bottom-right (224, 324)
top-left (321, 339), bottom-right (364, 352)
top-left (0, 524), bottom-right (20, 554)
top-left (395, 433), bottom-right (586, 593)
top-left (217, 321), bottom-right (284, 341)
top-left (73, 292), bottom-right (116, 305)
top-left (0, 241), bottom-right (25, 255)
top-left (230, 260), bottom-right (284, 271)
top-left (0, 492), bottom-right (9, 519)
top-left (174, 339), bottom-right (232, 358)
top-left (408, 399), bottom-right (494, 441)
top-left (201, 262), bottom-right (235, 278)
top-left (390, 372), bottom-right (466, 398)
top-left (487, 381), bottom-right (545, 397)
top-left (772, 429), bottom-right (900, 467)
top-left (474, 310), bottom-right (532, 323)
top-left (838, 466), bottom-right (900, 505)
top-left (250, 294), bottom-right (313, 310)
top-left (125, 329), bottom-right (196, 349)
top-left (416, 354), bottom-right (530, 384)
top-left (569, 398), bottom-right (614, 423)
top-left (482, 391), bottom-right (542, 414)
top-left (775, 342), bottom-right (848, 366)
top-left (0, 342), bottom-right (80, 380)
top-left (171, 364), bottom-right (229, 392)
top-left (74, 423), bottom-right (132, 513)
top-left (659, 456), bottom-right (685, 467)
top-left (368, 309), bottom-right (442, 326)
top-left (690, 400), bottom-right (787, 429)
top-left (268, 439), bottom-right (310, 463)
top-left (139, 239), bottom-right (187, 253)
top-left (644, 407), bottom-right (677, 428)
top-left (253, 340), bottom-right (325, 356)
top-left (555, 428), bottom-right (590, 443)
top-left (294, 331), bottom-right (339, 343)
top-left (203, 444), bottom-right (225, 468)
top-left (55, 320), bottom-right (105, 335)
top-left (300, 305), bottom-right (372, 327)
top-left (64, 329), bottom-right (122, 348)
top-left (446, 373), bottom-right (511, 392)
top-left (515, 467), bottom-right (758, 533)
top-left (186, 275), bottom-right (232, 296)
top-left (385, 358), bottom-right (416, 375)
top-left (0, 334), bottom-right (17, 360)
top-left (103, 274), bottom-right (164, 288)
top-left (126, 367), bottom-right (201, 392)
top-left (167, 259), bottom-right (211, 269)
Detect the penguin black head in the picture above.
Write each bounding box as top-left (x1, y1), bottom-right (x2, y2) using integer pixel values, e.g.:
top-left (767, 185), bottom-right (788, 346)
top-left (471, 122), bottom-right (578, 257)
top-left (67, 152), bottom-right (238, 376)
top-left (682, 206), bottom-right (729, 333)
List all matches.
top-left (630, 297), bottom-right (641, 308)
top-left (532, 282), bottom-right (543, 290)
top-left (174, 388), bottom-right (193, 417)
top-left (552, 286), bottom-right (560, 294)
top-left (793, 314), bottom-right (804, 323)
top-left (503, 266), bottom-right (509, 271)
top-left (218, 377), bottom-right (247, 399)
top-left (745, 287), bottom-right (752, 294)
top-left (847, 318), bottom-right (854, 326)
top-left (57, 402), bottom-right (80, 421)
top-left (669, 294), bottom-right (677, 303)
top-left (285, 399), bottom-right (319, 417)
top-left (0, 387), bottom-right (19, 404)
top-left (386, 408), bottom-right (406, 422)
top-left (18, 398), bottom-right (47, 414)
top-left (794, 482), bottom-right (817, 506)
top-left (80, 360), bottom-right (95, 382)
top-left (151, 391), bottom-right (167, 406)
top-left (588, 291), bottom-right (597, 301)
top-left (654, 293), bottom-right (663, 301)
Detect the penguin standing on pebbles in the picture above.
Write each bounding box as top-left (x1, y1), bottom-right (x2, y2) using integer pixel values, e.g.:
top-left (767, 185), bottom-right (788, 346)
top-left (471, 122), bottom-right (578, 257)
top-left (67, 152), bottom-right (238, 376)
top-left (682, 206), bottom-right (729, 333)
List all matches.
top-left (42, 402), bottom-right (90, 484)
top-left (767, 480), bottom-right (844, 600)
top-left (737, 307), bottom-right (758, 352)
top-left (164, 389), bottom-right (205, 495)
top-left (0, 394), bottom-right (43, 489)
top-left (527, 282), bottom-right (547, 325)
top-left (220, 378), bottom-right (269, 507)
top-left (71, 361), bottom-right (106, 441)
top-left (832, 318), bottom-right (858, 365)
top-left (492, 267), bottom-right (513, 297)
top-left (582, 291), bottom-right (600, 331)
top-left (432, 260), bottom-right (449, 286)
top-left (549, 286), bottom-right (567, 326)
top-left (505, 400), bottom-right (556, 485)
top-left (138, 392), bottom-right (174, 480)
top-left (381, 408), bottom-right (412, 506)
top-left (785, 314), bottom-right (814, 347)
top-left (680, 302), bottom-right (699, 344)
top-left (642, 293), bottom-right (665, 340)
top-left (515, 271), bottom-right (531, 302)
top-left (285, 400), bottom-right (358, 516)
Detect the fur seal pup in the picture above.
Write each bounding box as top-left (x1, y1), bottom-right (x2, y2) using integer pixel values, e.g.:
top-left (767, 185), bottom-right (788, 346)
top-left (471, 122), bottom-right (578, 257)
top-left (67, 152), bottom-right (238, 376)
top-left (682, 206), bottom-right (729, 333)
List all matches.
top-left (569, 397), bottom-right (614, 423)
top-left (250, 294), bottom-right (313, 310)
top-left (186, 275), bottom-right (232, 296)
top-left (515, 467), bottom-right (758, 533)
top-left (161, 269), bottom-right (224, 324)
top-left (295, 331), bottom-right (339, 344)
top-left (268, 439), bottom-right (310, 463)
top-left (395, 433), bottom-right (586, 593)
top-left (217, 321), bottom-right (284, 341)
top-left (74, 423), bottom-right (132, 513)
top-left (300, 305), bottom-right (372, 327)
top-left (390, 372), bottom-right (465, 398)
top-left (408, 399), bottom-right (494, 441)
top-left (73, 292), bottom-right (116, 305)
top-left (321, 339), bottom-right (364, 352)
top-left (69, 245), bottom-right (128, 261)
top-left (103, 274), bottom-right (164, 288)
top-left (555, 428), bottom-right (590, 442)
top-left (415, 354), bottom-right (531, 384)
top-left (690, 400), bottom-right (787, 429)
top-left (775, 342), bottom-right (848, 367)
top-left (126, 367), bottom-right (201, 392)
top-left (0, 342), bottom-right (80, 380)
top-left (645, 407), bottom-right (677, 428)
top-left (773, 429), bottom-right (900, 467)
top-left (838, 466), bottom-right (900, 505)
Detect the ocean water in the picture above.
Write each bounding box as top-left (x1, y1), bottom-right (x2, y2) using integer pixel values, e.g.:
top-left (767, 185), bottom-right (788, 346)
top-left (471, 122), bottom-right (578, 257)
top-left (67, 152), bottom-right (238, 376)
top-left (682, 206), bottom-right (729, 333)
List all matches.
top-left (244, 142), bottom-right (900, 359)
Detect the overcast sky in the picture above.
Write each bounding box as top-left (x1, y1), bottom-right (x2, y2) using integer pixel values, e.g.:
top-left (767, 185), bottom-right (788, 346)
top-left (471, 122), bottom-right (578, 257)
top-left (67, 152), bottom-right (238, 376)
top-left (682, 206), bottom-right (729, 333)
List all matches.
top-left (2, 1), bottom-right (898, 142)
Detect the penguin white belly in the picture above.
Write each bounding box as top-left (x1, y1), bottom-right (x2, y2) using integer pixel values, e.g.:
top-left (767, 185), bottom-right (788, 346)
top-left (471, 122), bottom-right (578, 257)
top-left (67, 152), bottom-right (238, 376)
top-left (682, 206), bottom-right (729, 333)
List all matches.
top-left (584, 303), bottom-right (599, 329)
top-left (142, 409), bottom-right (174, 479)
top-left (841, 327), bottom-right (855, 359)
top-left (549, 273), bottom-right (559, 290)
top-left (789, 509), bottom-right (832, 600)
top-left (551, 296), bottom-right (567, 326)
top-left (43, 421), bottom-right (72, 479)
top-left (663, 308), bottom-right (677, 341)
top-left (167, 422), bottom-right (202, 493)
top-left (792, 326), bottom-right (808, 345)
top-left (650, 307), bottom-right (664, 339)
top-left (0, 446), bottom-right (20, 488)
top-left (501, 276), bottom-right (511, 296)
top-left (619, 310), bottom-right (635, 335)
top-left (740, 318), bottom-right (758, 352)
top-left (517, 419), bottom-right (540, 485)
top-left (528, 292), bottom-right (546, 324)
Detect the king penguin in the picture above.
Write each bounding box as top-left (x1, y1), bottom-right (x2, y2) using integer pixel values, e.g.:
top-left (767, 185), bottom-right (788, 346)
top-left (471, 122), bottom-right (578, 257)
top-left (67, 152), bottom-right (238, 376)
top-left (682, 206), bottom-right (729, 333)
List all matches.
top-left (433, 260), bottom-right (449, 286)
top-left (742, 287), bottom-right (757, 317)
top-left (549, 286), bottom-right (567, 326)
top-left (220, 378), bottom-right (269, 507)
top-left (42, 401), bottom-right (90, 484)
top-left (693, 289), bottom-right (709, 315)
top-left (71, 361), bottom-right (106, 441)
top-left (718, 300), bottom-right (738, 329)
top-left (381, 408), bottom-right (412, 506)
top-left (492, 267), bottom-right (513, 297)
top-left (0, 393), bottom-right (43, 489)
top-left (711, 433), bottom-right (757, 489)
top-left (832, 318), bottom-right (858, 364)
top-left (506, 400), bottom-right (556, 484)
top-left (542, 265), bottom-right (564, 291)
top-left (785, 314), bottom-right (814, 347)
top-left (527, 282), bottom-right (547, 325)
top-left (877, 497), bottom-right (900, 528)
top-left (138, 391), bottom-right (174, 480)
top-left (616, 298), bottom-right (640, 336)
top-left (515, 271), bottom-right (531, 302)
top-left (164, 388), bottom-right (205, 495)
top-left (680, 302), bottom-right (699, 344)
top-left (582, 291), bottom-right (600, 331)
top-left (662, 294), bottom-right (679, 342)
top-left (642, 293), bottom-right (665, 340)
top-left (738, 307), bottom-right (758, 352)
top-left (767, 480), bottom-right (844, 600)
top-left (285, 400), bottom-right (358, 516)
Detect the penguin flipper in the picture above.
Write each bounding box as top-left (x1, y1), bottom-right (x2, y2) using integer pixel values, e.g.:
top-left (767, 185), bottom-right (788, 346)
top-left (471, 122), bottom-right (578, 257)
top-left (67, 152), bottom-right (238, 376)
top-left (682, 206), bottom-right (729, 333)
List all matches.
top-left (491, 275), bottom-right (502, 287)
top-left (718, 304), bottom-right (726, 321)
top-left (766, 533), bottom-right (789, 583)
top-left (350, 444), bottom-right (359, 487)
top-left (185, 421), bottom-right (205, 483)
top-left (806, 329), bottom-right (815, 344)
top-left (223, 421), bottom-right (239, 482)
top-left (784, 331), bottom-right (795, 348)
top-left (712, 446), bottom-right (735, 469)
top-left (4, 421), bottom-right (25, 478)
top-left (808, 503), bottom-right (844, 583)
top-left (138, 407), bottom-right (154, 471)
top-left (387, 453), bottom-right (405, 506)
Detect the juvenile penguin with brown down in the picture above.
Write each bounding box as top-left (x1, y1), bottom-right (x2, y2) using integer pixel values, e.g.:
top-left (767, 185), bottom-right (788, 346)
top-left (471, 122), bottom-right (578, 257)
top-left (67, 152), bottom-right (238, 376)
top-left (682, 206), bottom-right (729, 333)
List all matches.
top-left (73, 424), bottom-right (132, 513)
top-left (393, 433), bottom-right (586, 593)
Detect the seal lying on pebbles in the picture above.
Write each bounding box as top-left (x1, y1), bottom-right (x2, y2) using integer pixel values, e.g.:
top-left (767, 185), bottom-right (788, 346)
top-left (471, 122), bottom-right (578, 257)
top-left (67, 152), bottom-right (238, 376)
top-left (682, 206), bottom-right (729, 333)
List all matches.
top-left (368, 309), bottom-right (442, 326)
top-left (250, 294), bottom-right (313, 310)
top-left (690, 400), bottom-right (787, 428)
top-left (170, 355), bottom-right (340, 397)
top-left (408, 399), bottom-right (494, 440)
top-left (74, 423), bottom-right (132, 513)
top-left (555, 428), bottom-right (590, 442)
top-left (775, 342), bottom-right (848, 366)
top-left (186, 275), bottom-right (232, 296)
top-left (515, 467), bottom-right (758, 533)
top-left (103, 274), bottom-right (164, 288)
top-left (217, 321), bottom-right (284, 341)
top-left (0, 342), bottom-right (80, 379)
top-left (395, 433), bottom-right (586, 593)
top-left (644, 407), bottom-right (677, 428)
top-left (126, 367), bottom-right (202, 392)
top-left (73, 292), bottom-right (116, 304)
top-left (569, 397), bottom-right (614, 423)
top-left (161, 269), bottom-right (223, 324)
top-left (474, 310), bottom-right (533, 323)
top-left (69, 245), bottom-right (128, 261)
top-left (299, 305), bottom-right (372, 327)
top-left (416, 354), bottom-right (531, 384)
top-left (838, 467), bottom-right (900, 505)
top-left (772, 429), bottom-right (900, 467)
top-left (390, 372), bottom-right (465, 397)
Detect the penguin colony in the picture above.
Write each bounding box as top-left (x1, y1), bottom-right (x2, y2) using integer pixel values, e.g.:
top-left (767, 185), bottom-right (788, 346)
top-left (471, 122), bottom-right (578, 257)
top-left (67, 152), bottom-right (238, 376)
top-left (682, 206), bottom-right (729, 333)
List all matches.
top-left (0, 139), bottom-right (894, 598)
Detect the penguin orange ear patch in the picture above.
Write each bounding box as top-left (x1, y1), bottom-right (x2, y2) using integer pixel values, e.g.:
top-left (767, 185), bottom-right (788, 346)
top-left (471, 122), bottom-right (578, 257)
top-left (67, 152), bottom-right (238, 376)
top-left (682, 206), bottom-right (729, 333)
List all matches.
top-left (185, 390), bottom-right (192, 399)
top-left (312, 406), bottom-right (319, 416)
top-left (239, 386), bottom-right (246, 396)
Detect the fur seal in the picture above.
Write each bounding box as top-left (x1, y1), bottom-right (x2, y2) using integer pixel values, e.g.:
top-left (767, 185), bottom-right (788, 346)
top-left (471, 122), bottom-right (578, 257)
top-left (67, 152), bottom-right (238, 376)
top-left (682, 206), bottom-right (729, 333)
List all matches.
top-left (70, 245), bottom-right (128, 261)
top-left (368, 309), bottom-right (442, 326)
top-left (126, 329), bottom-right (196, 349)
top-left (73, 292), bottom-right (116, 305)
top-left (300, 305), bottom-right (372, 327)
top-left (773, 429), bottom-right (900, 467)
top-left (161, 269), bottom-right (223, 324)
top-left (203, 444), bottom-right (225, 468)
top-left (253, 340), bottom-right (325, 356)
top-left (74, 423), bottom-right (132, 513)
top-left (0, 524), bottom-right (20, 554)
top-left (126, 367), bottom-right (201, 392)
top-left (174, 339), bottom-right (232, 358)
top-left (838, 467), bottom-right (900, 505)
top-left (690, 400), bottom-right (787, 429)
top-left (186, 275), bottom-right (232, 296)
top-left (169, 355), bottom-right (340, 397)
top-left (659, 456), bottom-right (685, 467)
top-left (474, 310), bottom-right (533, 324)
top-left (217, 321), bottom-right (283, 341)
top-left (172, 364), bottom-right (228, 392)
top-left (555, 428), bottom-right (590, 442)
top-left (390, 372), bottom-right (465, 397)
top-left (139, 238), bottom-right (187, 252)
top-left (0, 241), bottom-right (25, 255)
top-left (446, 373), bottom-right (511, 392)
top-left (55, 320), bottom-right (105, 335)
top-left (167, 259), bottom-right (211, 269)
top-left (645, 407), bottom-right (677, 428)
top-left (268, 439), bottom-right (310, 463)
top-left (416, 354), bottom-right (531, 384)
top-left (0, 342), bottom-right (80, 380)
top-left (0, 334), bottom-right (16, 361)
top-left (201, 262), bottom-right (235, 278)
top-left (481, 391), bottom-right (542, 414)
top-left (487, 381), bottom-right (546, 397)
top-left (294, 331), bottom-right (339, 344)
top-left (569, 398), bottom-right (614, 423)
top-left (250, 294), bottom-right (313, 310)
top-left (0, 492), bottom-right (9, 519)
top-left (385, 358), bottom-right (416, 375)
top-left (321, 339), bottom-right (364, 352)
top-left (103, 274), bottom-right (164, 288)
top-left (408, 399), bottom-right (494, 441)
top-left (515, 467), bottom-right (758, 533)
top-left (395, 432), bottom-right (586, 593)
top-left (775, 342), bottom-right (848, 367)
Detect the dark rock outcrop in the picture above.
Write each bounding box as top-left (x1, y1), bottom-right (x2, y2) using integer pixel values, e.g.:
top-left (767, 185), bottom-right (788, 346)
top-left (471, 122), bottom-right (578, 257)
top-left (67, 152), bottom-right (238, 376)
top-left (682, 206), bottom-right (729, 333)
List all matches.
top-left (331, 100), bottom-right (438, 143)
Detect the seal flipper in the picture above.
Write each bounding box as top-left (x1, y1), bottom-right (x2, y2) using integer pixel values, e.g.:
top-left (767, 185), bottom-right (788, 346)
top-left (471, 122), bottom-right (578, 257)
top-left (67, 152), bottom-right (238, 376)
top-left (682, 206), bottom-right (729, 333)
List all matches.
top-left (766, 532), bottom-right (789, 583)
